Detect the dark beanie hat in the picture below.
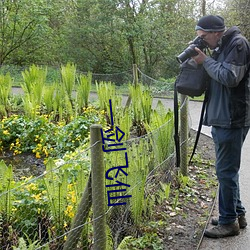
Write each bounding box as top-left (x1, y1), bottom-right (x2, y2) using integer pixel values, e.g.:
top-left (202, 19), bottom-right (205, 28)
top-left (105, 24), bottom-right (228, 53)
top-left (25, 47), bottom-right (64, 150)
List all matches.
top-left (195, 15), bottom-right (225, 32)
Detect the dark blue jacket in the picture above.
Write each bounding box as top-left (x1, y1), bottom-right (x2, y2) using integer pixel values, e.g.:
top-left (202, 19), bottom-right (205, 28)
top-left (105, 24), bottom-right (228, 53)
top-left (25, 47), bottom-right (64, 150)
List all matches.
top-left (203, 26), bottom-right (250, 128)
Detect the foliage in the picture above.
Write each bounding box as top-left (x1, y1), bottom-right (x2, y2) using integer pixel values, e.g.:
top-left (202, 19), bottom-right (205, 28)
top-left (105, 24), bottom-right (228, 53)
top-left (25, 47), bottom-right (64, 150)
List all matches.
top-left (127, 140), bottom-right (152, 225)
top-left (117, 233), bottom-right (163, 250)
top-left (61, 63), bottom-right (76, 102)
top-left (0, 149), bottom-right (91, 249)
top-left (220, 0), bottom-right (250, 39)
top-left (21, 65), bottom-right (47, 118)
top-left (12, 63), bottom-right (95, 122)
top-left (0, 161), bottom-right (15, 222)
top-left (0, 108), bottom-right (101, 158)
top-left (43, 85), bottom-right (56, 113)
top-left (0, 0), bottom-right (236, 79)
top-left (0, 0), bottom-right (52, 65)
top-left (96, 81), bottom-right (122, 112)
top-left (76, 72), bottom-right (92, 110)
top-left (145, 100), bottom-right (175, 164)
top-left (0, 73), bottom-right (12, 116)
top-left (156, 182), bottom-right (171, 204)
top-left (12, 176), bottom-right (49, 241)
top-left (43, 159), bottom-right (71, 246)
top-left (115, 108), bottom-right (132, 141)
top-left (0, 76), bottom-right (179, 248)
top-left (13, 235), bottom-right (46, 250)
top-left (129, 83), bottom-right (153, 136)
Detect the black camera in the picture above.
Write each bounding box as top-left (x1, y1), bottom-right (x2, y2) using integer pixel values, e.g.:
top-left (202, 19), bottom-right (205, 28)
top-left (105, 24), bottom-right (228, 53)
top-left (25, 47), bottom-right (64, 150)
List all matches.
top-left (176, 36), bottom-right (208, 64)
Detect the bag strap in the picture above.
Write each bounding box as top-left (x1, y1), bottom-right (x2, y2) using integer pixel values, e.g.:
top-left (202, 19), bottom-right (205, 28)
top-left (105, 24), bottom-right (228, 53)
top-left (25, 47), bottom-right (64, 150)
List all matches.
top-left (174, 80), bottom-right (180, 168)
top-left (189, 91), bottom-right (208, 164)
top-left (174, 80), bottom-right (208, 167)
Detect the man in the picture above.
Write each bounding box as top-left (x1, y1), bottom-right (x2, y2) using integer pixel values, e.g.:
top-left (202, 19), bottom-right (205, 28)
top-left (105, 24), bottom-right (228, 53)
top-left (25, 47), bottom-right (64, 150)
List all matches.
top-left (192, 15), bottom-right (250, 238)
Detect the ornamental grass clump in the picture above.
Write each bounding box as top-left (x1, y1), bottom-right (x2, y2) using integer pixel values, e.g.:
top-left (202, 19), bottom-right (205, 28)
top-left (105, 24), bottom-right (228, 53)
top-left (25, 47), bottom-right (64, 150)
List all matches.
top-left (21, 65), bottom-right (47, 118)
top-left (0, 73), bottom-right (12, 117)
top-left (76, 72), bottom-right (92, 111)
top-left (61, 63), bottom-right (76, 103)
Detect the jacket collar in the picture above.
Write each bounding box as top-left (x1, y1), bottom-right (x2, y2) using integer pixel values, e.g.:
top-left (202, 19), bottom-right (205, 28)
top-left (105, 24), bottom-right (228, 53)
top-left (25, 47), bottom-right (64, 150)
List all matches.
top-left (221, 26), bottom-right (241, 46)
top-left (212, 26), bottom-right (241, 58)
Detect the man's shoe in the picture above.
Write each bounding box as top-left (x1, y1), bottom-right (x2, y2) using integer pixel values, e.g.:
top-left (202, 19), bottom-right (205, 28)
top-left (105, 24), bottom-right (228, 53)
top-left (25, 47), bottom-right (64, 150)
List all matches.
top-left (211, 214), bottom-right (247, 229)
top-left (238, 215), bottom-right (248, 228)
top-left (204, 222), bottom-right (240, 238)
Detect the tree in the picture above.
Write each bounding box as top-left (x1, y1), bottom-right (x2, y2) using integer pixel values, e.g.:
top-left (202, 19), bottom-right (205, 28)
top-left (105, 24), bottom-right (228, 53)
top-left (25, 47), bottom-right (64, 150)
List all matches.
top-left (220, 0), bottom-right (250, 39)
top-left (0, 0), bottom-right (48, 65)
top-left (0, 0), bottom-right (231, 79)
top-left (66, 0), bottom-right (199, 78)
top-left (64, 0), bottom-right (131, 73)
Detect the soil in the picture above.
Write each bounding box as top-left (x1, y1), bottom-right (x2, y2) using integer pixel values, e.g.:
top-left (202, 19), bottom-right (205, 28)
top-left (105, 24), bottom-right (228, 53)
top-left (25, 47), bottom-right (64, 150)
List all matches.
top-left (159, 130), bottom-right (217, 250)
top-left (0, 152), bottom-right (45, 180)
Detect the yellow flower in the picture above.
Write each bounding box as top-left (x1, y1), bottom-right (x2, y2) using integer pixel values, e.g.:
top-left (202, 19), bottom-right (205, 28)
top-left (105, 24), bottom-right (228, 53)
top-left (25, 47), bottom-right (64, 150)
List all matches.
top-left (42, 147), bottom-right (49, 157)
top-left (32, 193), bottom-right (42, 201)
top-left (12, 207), bottom-right (17, 212)
top-left (14, 149), bottom-right (22, 155)
top-left (36, 152), bottom-right (41, 159)
top-left (71, 195), bottom-right (76, 204)
top-left (26, 183), bottom-right (37, 191)
top-left (65, 205), bottom-right (74, 218)
top-left (100, 110), bottom-right (106, 115)
top-left (3, 130), bottom-right (9, 135)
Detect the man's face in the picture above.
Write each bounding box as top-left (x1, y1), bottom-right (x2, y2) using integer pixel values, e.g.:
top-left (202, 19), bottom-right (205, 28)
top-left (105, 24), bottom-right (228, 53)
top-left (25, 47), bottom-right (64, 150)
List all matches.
top-left (196, 30), bottom-right (222, 49)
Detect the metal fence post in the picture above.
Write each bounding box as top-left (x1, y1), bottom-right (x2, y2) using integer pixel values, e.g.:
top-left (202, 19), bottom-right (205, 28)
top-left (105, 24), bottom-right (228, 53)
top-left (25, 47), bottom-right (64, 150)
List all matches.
top-left (91, 124), bottom-right (106, 250)
top-left (180, 94), bottom-right (189, 176)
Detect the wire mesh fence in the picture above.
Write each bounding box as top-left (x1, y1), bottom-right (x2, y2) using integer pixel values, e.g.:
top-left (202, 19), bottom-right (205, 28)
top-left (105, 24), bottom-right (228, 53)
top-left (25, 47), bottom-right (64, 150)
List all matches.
top-left (0, 65), bottom-right (190, 249)
top-left (1, 64), bottom-right (175, 97)
top-left (0, 117), bottom-right (185, 249)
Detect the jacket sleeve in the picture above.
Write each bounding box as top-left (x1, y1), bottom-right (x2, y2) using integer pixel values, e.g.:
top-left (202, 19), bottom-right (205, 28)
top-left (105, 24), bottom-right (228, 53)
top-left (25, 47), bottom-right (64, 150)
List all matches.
top-left (203, 37), bottom-right (250, 87)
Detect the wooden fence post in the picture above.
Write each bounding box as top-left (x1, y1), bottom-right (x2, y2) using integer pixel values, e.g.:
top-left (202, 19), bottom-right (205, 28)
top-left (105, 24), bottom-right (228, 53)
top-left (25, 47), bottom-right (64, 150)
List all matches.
top-left (133, 64), bottom-right (138, 86)
top-left (91, 124), bottom-right (106, 250)
top-left (63, 175), bottom-right (92, 250)
top-left (180, 94), bottom-right (188, 176)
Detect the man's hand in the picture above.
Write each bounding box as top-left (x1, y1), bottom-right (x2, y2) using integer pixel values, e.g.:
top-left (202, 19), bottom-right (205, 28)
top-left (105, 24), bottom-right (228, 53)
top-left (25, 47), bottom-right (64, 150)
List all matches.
top-left (192, 47), bottom-right (207, 64)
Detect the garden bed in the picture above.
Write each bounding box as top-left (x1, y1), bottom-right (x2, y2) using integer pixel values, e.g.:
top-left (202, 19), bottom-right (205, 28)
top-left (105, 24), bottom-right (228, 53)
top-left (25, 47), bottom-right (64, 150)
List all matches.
top-left (0, 65), bottom-right (217, 249)
top-left (0, 130), bottom-right (217, 250)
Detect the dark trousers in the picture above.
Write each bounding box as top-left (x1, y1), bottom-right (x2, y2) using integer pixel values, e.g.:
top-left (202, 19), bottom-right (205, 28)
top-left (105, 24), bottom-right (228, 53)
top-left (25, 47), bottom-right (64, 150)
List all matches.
top-left (211, 126), bottom-right (249, 225)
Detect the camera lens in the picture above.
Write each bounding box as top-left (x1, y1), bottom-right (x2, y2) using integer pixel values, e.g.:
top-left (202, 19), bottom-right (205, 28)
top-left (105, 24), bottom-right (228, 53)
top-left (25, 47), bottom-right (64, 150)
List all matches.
top-left (176, 37), bottom-right (207, 63)
top-left (176, 45), bottom-right (198, 63)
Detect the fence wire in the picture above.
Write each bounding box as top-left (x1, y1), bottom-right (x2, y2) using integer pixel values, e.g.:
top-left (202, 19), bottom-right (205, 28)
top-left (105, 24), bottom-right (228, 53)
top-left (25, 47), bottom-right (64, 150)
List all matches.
top-left (0, 68), bottom-right (190, 249)
top-left (137, 67), bottom-right (175, 95)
